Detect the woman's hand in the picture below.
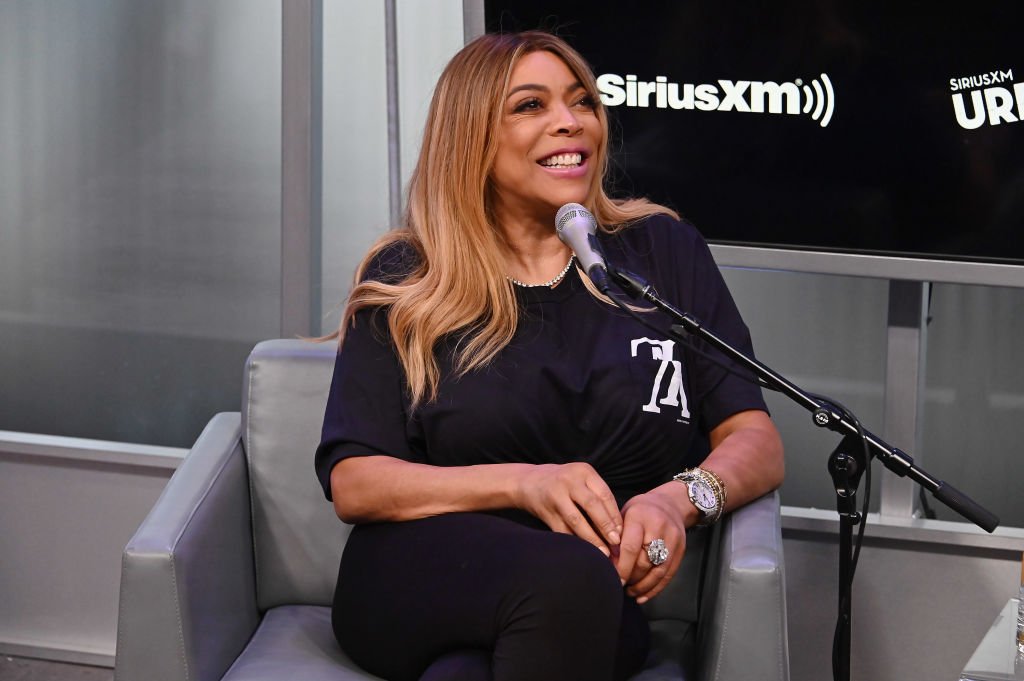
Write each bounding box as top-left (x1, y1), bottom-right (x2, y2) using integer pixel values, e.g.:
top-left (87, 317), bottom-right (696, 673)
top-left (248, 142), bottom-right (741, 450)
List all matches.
top-left (614, 483), bottom-right (694, 603)
top-left (614, 411), bottom-right (784, 603)
top-left (515, 462), bottom-right (623, 557)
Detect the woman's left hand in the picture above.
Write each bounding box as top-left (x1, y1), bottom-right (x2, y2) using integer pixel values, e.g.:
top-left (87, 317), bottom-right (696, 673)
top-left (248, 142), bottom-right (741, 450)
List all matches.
top-left (614, 483), bottom-right (695, 604)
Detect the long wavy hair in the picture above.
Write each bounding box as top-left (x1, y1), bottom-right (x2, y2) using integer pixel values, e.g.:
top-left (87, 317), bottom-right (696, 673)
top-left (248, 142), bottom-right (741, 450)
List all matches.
top-left (335, 31), bottom-right (677, 409)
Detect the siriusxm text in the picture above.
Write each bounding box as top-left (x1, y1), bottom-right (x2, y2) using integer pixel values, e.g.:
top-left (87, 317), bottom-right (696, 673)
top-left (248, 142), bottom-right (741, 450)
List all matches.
top-left (949, 70), bottom-right (1013, 92)
top-left (596, 73), bottom-right (834, 127)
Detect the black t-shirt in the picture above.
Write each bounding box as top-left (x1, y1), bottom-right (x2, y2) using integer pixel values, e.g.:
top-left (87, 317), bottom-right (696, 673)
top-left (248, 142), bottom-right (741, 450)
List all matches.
top-left (315, 214), bottom-right (768, 505)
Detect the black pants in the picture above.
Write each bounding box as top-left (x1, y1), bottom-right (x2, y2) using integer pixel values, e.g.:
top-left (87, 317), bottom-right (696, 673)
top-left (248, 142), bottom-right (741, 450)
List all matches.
top-left (332, 512), bottom-right (650, 681)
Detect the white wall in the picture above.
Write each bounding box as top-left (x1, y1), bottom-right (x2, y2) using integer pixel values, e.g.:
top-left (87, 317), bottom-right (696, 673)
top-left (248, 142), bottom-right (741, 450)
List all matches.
top-left (0, 433), bottom-right (181, 665)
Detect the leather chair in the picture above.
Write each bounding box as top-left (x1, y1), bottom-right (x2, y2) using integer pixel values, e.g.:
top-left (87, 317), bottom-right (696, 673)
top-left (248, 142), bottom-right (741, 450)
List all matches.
top-left (116, 339), bottom-right (789, 681)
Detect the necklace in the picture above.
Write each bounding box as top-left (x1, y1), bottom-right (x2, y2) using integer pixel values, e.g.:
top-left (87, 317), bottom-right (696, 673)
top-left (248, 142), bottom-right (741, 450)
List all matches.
top-left (507, 255), bottom-right (576, 288)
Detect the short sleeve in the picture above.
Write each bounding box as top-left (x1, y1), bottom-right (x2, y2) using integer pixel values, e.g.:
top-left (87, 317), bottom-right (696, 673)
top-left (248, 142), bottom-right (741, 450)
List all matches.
top-left (314, 308), bottom-right (423, 500)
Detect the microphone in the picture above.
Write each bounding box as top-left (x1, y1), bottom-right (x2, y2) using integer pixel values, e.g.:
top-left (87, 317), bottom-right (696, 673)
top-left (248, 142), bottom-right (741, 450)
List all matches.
top-left (555, 203), bottom-right (611, 293)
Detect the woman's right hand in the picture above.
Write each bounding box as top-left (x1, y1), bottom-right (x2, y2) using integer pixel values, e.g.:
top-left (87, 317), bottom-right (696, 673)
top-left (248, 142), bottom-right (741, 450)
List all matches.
top-left (514, 462), bottom-right (623, 557)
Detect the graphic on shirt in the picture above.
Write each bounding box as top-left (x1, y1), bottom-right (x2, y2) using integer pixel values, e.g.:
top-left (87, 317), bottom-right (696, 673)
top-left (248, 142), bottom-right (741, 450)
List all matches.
top-left (630, 338), bottom-right (691, 420)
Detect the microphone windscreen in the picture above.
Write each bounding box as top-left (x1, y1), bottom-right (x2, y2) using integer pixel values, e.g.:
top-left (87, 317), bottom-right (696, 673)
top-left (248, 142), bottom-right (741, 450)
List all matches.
top-left (556, 202), bottom-right (591, 234)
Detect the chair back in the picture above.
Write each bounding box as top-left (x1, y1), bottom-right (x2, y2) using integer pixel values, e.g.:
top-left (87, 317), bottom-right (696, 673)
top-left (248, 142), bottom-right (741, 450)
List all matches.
top-left (242, 339), bottom-right (346, 610)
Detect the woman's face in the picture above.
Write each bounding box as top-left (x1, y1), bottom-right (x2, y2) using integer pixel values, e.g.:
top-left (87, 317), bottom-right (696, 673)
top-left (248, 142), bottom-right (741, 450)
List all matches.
top-left (489, 50), bottom-right (603, 226)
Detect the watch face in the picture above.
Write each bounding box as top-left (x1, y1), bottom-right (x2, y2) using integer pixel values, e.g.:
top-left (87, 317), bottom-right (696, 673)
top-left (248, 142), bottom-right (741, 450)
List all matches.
top-left (690, 479), bottom-right (717, 511)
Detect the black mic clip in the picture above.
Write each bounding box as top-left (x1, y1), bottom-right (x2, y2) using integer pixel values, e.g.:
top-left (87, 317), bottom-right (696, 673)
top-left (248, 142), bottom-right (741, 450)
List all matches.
top-left (609, 267), bottom-right (653, 301)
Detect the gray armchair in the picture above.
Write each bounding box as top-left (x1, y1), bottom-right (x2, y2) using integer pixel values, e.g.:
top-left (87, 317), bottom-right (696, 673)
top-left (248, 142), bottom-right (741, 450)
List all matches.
top-left (116, 339), bottom-right (789, 681)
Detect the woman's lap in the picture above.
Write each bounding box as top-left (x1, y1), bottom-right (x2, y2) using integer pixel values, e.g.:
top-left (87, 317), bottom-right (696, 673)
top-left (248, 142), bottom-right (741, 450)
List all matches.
top-left (332, 512), bottom-right (650, 681)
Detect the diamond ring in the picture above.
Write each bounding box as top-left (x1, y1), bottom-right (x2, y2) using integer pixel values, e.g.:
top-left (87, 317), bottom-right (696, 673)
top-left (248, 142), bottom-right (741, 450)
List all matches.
top-left (645, 538), bottom-right (669, 566)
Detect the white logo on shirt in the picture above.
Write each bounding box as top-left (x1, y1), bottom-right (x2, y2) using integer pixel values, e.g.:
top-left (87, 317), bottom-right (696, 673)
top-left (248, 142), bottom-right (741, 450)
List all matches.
top-left (630, 338), bottom-right (691, 419)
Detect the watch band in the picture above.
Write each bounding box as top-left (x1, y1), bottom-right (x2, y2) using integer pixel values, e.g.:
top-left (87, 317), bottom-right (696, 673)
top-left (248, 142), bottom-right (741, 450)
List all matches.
top-left (672, 467), bottom-right (727, 526)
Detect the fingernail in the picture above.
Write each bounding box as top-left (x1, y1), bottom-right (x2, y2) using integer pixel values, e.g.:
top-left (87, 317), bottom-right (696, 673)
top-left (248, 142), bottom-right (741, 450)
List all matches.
top-left (620, 577), bottom-right (626, 586)
top-left (599, 545), bottom-right (610, 557)
top-left (637, 596), bottom-right (649, 605)
top-left (609, 531), bottom-right (621, 545)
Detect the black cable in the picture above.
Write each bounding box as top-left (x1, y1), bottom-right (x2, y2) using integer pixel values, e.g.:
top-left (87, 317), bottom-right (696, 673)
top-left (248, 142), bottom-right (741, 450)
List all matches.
top-left (809, 393), bottom-right (871, 681)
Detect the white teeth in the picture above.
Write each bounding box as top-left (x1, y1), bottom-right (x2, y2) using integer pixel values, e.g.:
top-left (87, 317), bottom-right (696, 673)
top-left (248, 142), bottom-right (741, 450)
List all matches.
top-left (540, 152), bottom-right (583, 168)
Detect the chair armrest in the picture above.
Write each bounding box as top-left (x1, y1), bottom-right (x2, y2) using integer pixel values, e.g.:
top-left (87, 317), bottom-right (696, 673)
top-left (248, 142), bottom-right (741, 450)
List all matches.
top-left (116, 412), bottom-right (260, 681)
top-left (699, 489), bottom-right (790, 681)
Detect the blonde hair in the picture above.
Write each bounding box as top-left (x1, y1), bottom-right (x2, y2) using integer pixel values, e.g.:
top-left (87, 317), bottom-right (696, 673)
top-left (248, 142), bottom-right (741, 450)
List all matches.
top-left (336, 31), bottom-right (677, 409)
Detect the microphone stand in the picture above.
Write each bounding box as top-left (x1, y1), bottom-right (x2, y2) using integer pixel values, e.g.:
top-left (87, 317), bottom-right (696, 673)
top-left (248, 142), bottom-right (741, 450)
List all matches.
top-left (608, 267), bottom-right (999, 681)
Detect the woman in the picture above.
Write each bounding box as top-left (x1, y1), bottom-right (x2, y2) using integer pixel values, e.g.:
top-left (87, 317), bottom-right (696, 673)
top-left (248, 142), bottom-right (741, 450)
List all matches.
top-left (316, 31), bottom-right (784, 681)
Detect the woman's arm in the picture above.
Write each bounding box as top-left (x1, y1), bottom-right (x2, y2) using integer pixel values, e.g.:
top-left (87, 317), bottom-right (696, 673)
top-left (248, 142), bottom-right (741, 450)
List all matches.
top-left (615, 409), bottom-right (784, 602)
top-left (331, 455), bottom-right (625, 556)
top-left (704, 408), bottom-right (785, 513)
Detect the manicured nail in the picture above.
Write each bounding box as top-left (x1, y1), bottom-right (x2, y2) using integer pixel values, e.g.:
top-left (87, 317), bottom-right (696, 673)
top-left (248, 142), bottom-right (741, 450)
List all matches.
top-left (609, 530), bottom-right (621, 545)
top-left (637, 596), bottom-right (649, 605)
top-left (598, 545), bottom-right (610, 557)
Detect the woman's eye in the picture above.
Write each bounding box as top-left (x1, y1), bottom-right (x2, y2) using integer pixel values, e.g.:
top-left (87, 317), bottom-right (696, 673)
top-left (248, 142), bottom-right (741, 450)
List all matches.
top-left (513, 98), bottom-right (542, 113)
top-left (576, 94), bottom-right (597, 109)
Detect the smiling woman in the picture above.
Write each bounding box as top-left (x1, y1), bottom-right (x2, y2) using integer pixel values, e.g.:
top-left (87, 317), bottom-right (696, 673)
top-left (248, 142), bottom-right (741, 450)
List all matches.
top-left (315, 30), bottom-right (784, 681)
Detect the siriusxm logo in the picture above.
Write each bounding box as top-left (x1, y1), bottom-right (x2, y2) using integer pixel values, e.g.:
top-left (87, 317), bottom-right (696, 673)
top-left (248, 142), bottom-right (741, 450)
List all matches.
top-left (949, 68), bottom-right (1022, 130)
top-left (597, 73), bottom-right (835, 127)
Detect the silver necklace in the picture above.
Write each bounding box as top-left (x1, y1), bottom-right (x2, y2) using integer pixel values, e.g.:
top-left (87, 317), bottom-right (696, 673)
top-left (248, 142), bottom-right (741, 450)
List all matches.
top-left (507, 255), bottom-right (576, 288)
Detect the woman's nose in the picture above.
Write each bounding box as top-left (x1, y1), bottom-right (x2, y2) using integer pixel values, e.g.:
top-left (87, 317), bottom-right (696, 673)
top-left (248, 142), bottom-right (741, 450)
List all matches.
top-left (551, 104), bottom-right (583, 135)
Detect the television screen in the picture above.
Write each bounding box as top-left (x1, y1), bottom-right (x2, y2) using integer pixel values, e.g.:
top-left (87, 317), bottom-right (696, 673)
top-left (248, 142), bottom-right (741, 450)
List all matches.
top-left (484, 1), bottom-right (1024, 265)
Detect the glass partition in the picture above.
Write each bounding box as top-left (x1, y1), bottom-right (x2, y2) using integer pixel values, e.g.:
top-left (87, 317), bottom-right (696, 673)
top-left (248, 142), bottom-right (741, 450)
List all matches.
top-left (320, 1), bottom-right (390, 334)
top-left (0, 0), bottom-right (281, 447)
top-left (922, 283), bottom-right (1024, 526)
top-left (722, 268), bottom-right (889, 512)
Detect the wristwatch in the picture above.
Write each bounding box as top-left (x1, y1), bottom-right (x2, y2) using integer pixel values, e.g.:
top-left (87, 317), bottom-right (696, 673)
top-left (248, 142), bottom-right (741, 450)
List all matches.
top-left (672, 468), bottom-right (727, 526)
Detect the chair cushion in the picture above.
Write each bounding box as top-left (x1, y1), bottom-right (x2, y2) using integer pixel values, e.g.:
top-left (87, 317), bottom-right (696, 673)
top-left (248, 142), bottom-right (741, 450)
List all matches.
top-left (633, 620), bottom-right (695, 681)
top-left (222, 606), bottom-right (383, 681)
top-left (242, 339), bottom-right (350, 610)
top-left (225, 604), bottom-right (694, 681)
